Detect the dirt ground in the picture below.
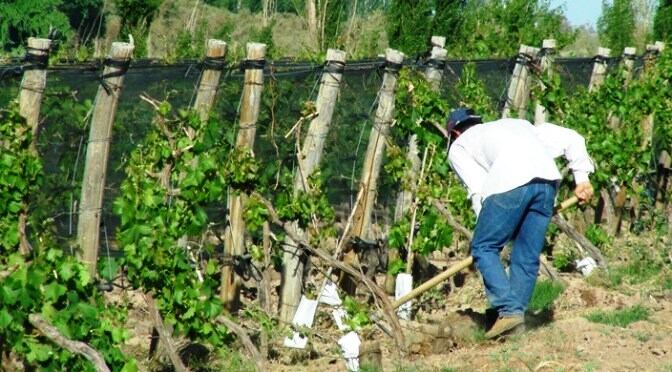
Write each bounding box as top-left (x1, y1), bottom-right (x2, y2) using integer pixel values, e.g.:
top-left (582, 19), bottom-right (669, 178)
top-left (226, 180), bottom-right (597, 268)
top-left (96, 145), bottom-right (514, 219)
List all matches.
top-left (113, 233), bottom-right (672, 372)
top-left (264, 272), bottom-right (672, 372)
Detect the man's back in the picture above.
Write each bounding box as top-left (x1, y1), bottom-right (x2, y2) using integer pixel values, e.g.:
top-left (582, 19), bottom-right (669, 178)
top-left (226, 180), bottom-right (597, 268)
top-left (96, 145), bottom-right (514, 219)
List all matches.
top-left (449, 118), bottom-right (562, 203)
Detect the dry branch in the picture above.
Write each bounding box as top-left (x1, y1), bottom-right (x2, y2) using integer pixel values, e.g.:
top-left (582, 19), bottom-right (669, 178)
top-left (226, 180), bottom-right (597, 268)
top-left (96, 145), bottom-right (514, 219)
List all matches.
top-left (216, 316), bottom-right (266, 372)
top-left (144, 294), bottom-right (189, 372)
top-left (252, 192), bottom-right (407, 352)
top-left (551, 214), bottom-right (607, 267)
top-left (28, 314), bottom-right (111, 372)
top-left (429, 198), bottom-right (473, 240)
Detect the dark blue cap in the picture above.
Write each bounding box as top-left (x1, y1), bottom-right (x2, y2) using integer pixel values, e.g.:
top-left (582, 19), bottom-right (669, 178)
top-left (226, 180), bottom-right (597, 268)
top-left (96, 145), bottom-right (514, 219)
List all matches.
top-left (446, 107), bottom-right (482, 134)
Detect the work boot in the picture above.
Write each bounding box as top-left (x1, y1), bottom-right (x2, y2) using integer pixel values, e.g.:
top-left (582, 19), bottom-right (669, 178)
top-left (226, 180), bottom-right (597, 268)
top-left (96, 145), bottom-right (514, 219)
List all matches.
top-left (484, 315), bottom-right (524, 339)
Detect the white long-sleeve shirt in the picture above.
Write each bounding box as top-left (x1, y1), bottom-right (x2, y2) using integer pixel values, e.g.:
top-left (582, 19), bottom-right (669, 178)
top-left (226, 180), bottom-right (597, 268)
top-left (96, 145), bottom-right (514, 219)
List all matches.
top-left (448, 118), bottom-right (594, 216)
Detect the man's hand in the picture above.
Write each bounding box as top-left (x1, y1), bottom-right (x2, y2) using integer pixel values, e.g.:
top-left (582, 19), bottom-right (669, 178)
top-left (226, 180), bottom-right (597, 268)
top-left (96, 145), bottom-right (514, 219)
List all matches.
top-left (574, 182), bottom-right (594, 204)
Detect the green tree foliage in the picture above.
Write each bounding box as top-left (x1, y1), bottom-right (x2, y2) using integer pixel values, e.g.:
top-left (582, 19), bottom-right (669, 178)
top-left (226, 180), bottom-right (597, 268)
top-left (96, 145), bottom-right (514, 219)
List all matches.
top-left (385, 0), bottom-right (435, 56)
top-left (598, 0), bottom-right (636, 53)
top-left (113, 0), bottom-right (163, 29)
top-left (0, 0), bottom-right (70, 51)
top-left (385, 0), bottom-right (574, 58)
top-left (0, 0), bottom-right (103, 52)
top-left (451, 0), bottom-right (574, 58)
top-left (654, 0), bottom-right (672, 41)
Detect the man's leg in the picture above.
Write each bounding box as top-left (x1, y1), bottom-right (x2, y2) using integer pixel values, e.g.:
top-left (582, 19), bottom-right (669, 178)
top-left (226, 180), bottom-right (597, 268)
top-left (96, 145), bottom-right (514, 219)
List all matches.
top-left (471, 186), bottom-right (530, 317)
top-left (509, 182), bottom-right (556, 313)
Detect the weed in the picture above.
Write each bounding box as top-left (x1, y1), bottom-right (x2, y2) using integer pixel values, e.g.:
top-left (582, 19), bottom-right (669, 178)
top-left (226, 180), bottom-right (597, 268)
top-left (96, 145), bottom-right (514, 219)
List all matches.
top-left (588, 261), bottom-right (660, 289)
top-left (633, 331), bottom-right (651, 342)
top-left (440, 368), bottom-right (458, 372)
top-left (471, 327), bottom-right (487, 343)
top-left (528, 280), bottom-right (565, 312)
top-left (662, 274), bottom-right (672, 290)
top-left (585, 224), bottom-right (611, 248)
top-left (361, 363), bottom-right (382, 372)
top-left (585, 305), bottom-right (650, 327)
top-left (583, 361), bottom-right (599, 372)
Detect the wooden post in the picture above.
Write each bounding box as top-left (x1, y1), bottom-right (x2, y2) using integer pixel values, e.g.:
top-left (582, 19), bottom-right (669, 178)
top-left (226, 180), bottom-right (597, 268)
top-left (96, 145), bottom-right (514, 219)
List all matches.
top-left (641, 43), bottom-right (664, 149)
top-left (588, 47), bottom-right (611, 92)
top-left (622, 47), bottom-right (637, 83)
top-left (341, 48), bottom-right (404, 294)
top-left (279, 49), bottom-right (347, 322)
top-left (430, 36), bottom-right (446, 49)
top-left (220, 42), bottom-right (266, 309)
top-left (643, 43), bottom-right (662, 73)
top-left (502, 45), bottom-right (539, 119)
top-left (19, 37), bottom-right (52, 152)
top-left (193, 39), bottom-right (227, 121)
top-left (77, 42), bottom-right (134, 276)
top-left (17, 37), bottom-right (52, 256)
top-left (384, 39), bottom-right (446, 294)
top-left (534, 39), bottom-right (556, 125)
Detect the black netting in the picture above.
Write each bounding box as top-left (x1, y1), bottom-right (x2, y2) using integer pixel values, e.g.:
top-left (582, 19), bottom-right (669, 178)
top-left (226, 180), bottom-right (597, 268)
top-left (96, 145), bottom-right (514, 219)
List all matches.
top-left (0, 55), bottom-right (645, 251)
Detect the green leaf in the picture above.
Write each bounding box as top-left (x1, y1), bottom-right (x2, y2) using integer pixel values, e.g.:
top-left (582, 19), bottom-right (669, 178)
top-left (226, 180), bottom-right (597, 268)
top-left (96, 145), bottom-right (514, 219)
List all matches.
top-left (43, 282), bottom-right (67, 302)
top-left (0, 308), bottom-right (13, 328)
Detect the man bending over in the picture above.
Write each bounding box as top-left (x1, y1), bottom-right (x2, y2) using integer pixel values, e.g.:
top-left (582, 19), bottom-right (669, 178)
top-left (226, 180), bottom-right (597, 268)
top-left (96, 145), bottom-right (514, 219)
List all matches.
top-left (445, 108), bottom-right (594, 339)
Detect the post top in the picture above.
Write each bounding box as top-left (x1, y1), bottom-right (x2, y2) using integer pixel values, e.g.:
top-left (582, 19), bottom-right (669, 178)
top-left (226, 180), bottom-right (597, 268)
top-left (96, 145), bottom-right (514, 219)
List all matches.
top-left (596, 47), bottom-right (611, 57)
top-left (326, 48), bottom-right (347, 62)
top-left (109, 42), bottom-right (135, 59)
top-left (246, 42), bottom-right (267, 59)
top-left (623, 47), bottom-right (637, 57)
top-left (430, 36), bottom-right (446, 48)
top-left (655, 41), bottom-right (666, 52)
top-left (429, 46), bottom-right (447, 60)
top-left (27, 38), bottom-right (52, 51)
top-left (385, 48), bottom-right (404, 64)
top-left (542, 39), bottom-right (557, 49)
top-left (519, 44), bottom-right (540, 56)
top-left (206, 39), bottom-right (227, 58)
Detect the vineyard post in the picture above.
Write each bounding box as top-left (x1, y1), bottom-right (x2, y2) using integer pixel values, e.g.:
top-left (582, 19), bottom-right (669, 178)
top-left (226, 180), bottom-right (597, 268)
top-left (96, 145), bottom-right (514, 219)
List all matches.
top-left (220, 42), bottom-right (267, 309)
top-left (76, 42), bottom-right (135, 276)
top-left (19, 37), bottom-right (52, 153)
top-left (193, 39), bottom-right (227, 121)
top-left (607, 47), bottom-right (637, 130)
top-left (430, 35), bottom-right (446, 50)
top-left (17, 37), bottom-right (52, 256)
top-left (622, 47), bottom-right (637, 84)
top-left (279, 49), bottom-right (347, 323)
top-left (534, 39), bottom-right (556, 125)
top-left (641, 42), bottom-right (664, 150)
top-left (588, 47), bottom-right (611, 92)
top-left (384, 39), bottom-right (447, 294)
top-left (174, 40), bottom-right (227, 260)
top-left (341, 48), bottom-right (404, 294)
top-left (502, 44), bottom-right (539, 119)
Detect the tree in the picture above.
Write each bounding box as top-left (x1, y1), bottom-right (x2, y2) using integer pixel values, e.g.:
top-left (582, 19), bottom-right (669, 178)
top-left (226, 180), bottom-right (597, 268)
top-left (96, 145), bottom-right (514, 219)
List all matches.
top-left (598, 0), bottom-right (636, 54)
top-left (385, 0), bottom-right (434, 56)
top-left (385, 0), bottom-right (574, 59)
top-left (654, 0), bottom-right (672, 41)
top-left (0, 0), bottom-right (70, 51)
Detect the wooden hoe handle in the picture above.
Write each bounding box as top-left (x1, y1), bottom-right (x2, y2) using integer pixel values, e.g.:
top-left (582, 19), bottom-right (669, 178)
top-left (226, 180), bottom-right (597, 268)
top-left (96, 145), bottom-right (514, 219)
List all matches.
top-left (391, 196), bottom-right (578, 310)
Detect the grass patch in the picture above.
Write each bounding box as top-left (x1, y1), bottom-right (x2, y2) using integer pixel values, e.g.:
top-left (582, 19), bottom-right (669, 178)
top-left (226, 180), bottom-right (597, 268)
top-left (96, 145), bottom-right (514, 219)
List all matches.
top-left (588, 261), bottom-right (661, 289)
top-left (471, 327), bottom-right (487, 343)
top-left (585, 305), bottom-right (650, 328)
top-left (662, 274), bottom-right (672, 290)
top-left (528, 280), bottom-right (565, 312)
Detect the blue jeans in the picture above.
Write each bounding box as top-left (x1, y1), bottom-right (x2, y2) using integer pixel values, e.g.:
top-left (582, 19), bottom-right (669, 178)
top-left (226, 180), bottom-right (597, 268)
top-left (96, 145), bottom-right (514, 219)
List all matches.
top-left (471, 179), bottom-right (557, 317)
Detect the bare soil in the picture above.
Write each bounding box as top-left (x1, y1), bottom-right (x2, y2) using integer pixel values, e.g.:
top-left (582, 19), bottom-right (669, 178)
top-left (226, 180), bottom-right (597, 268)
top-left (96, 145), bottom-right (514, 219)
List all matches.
top-left (110, 233), bottom-right (672, 372)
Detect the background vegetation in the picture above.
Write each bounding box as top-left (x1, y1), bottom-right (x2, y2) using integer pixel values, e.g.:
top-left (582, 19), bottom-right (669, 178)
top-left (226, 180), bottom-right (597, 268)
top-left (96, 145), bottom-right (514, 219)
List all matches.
top-left (0, 0), bottom-right (665, 61)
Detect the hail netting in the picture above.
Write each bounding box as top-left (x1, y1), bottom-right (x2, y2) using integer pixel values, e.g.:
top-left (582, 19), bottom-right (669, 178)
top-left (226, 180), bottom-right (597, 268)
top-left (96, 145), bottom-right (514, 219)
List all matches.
top-left (0, 56), bottom-right (630, 254)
